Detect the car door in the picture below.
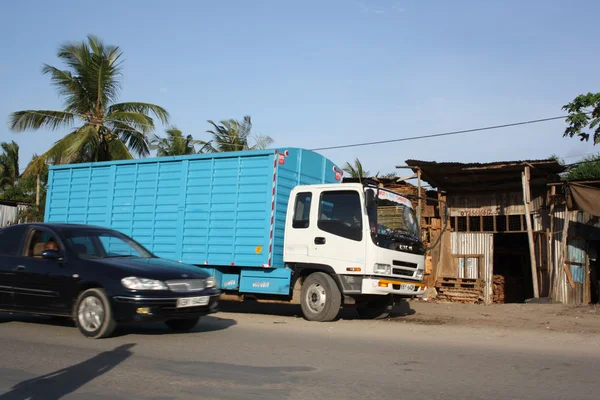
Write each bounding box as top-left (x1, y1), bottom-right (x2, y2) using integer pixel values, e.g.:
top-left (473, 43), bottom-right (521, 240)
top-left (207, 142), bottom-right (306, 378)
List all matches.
top-left (308, 189), bottom-right (368, 271)
top-left (0, 225), bottom-right (28, 309)
top-left (13, 228), bottom-right (74, 314)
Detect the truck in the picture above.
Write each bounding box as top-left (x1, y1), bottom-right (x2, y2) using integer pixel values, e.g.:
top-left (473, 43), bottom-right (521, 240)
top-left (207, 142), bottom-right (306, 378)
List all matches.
top-left (44, 147), bottom-right (427, 322)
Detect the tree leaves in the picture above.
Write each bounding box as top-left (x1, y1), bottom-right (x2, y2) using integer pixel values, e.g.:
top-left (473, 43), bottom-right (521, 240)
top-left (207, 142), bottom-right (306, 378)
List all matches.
top-left (9, 35), bottom-right (169, 170)
top-left (562, 92), bottom-right (600, 144)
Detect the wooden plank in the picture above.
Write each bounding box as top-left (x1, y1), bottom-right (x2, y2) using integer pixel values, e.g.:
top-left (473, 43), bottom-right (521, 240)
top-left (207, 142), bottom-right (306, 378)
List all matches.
top-left (522, 167), bottom-right (540, 298)
top-left (564, 263), bottom-right (576, 289)
top-left (561, 212), bottom-right (574, 290)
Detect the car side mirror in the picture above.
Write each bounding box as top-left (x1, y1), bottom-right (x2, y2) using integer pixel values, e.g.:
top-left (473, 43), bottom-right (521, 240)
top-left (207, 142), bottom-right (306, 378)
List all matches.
top-left (365, 190), bottom-right (375, 209)
top-left (42, 250), bottom-right (61, 261)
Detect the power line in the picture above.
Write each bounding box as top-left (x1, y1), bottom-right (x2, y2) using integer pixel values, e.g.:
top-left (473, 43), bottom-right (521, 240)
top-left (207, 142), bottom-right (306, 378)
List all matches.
top-left (310, 115), bottom-right (574, 151)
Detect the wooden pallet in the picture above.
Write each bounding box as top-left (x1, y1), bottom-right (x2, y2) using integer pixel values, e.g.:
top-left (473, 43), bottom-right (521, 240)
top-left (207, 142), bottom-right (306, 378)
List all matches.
top-left (436, 278), bottom-right (482, 290)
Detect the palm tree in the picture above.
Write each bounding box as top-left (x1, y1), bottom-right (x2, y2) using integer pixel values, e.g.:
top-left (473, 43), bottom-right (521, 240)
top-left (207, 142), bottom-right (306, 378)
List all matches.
top-left (343, 158), bottom-right (369, 179)
top-left (151, 127), bottom-right (198, 157)
top-left (9, 35), bottom-right (169, 176)
top-left (199, 115), bottom-right (273, 153)
top-left (0, 141), bottom-right (20, 188)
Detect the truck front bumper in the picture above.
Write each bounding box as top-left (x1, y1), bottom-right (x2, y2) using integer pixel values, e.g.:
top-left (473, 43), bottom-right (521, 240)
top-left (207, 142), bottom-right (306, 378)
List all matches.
top-left (360, 277), bottom-right (426, 297)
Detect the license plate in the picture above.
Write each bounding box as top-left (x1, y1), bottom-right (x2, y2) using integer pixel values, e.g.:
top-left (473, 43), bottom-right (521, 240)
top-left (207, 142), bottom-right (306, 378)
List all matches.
top-left (176, 296), bottom-right (209, 308)
top-left (399, 284), bottom-right (415, 291)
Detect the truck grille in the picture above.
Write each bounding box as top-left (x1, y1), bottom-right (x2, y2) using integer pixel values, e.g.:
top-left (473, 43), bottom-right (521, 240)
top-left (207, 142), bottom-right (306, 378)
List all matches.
top-left (165, 279), bottom-right (206, 292)
top-left (392, 269), bottom-right (414, 277)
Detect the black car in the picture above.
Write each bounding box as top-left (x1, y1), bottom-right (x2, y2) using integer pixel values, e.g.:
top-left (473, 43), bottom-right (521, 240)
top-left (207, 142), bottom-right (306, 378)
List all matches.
top-left (0, 223), bottom-right (220, 338)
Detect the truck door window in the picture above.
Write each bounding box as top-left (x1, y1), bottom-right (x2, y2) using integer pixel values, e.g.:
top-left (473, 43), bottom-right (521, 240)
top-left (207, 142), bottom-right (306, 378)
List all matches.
top-left (292, 192), bottom-right (312, 229)
top-left (318, 191), bottom-right (363, 241)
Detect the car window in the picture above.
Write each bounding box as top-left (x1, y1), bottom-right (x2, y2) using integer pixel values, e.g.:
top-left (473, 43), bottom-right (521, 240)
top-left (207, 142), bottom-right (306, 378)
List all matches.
top-left (0, 226), bottom-right (25, 256)
top-left (61, 229), bottom-right (151, 259)
top-left (27, 229), bottom-right (62, 258)
top-left (66, 235), bottom-right (101, 258)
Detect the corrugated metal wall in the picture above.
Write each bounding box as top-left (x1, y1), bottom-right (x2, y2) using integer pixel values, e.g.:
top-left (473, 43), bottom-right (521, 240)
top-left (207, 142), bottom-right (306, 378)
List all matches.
top-left (451, 232), bottom-right (493, 304)
top-left (0, 204), bottom-right (27, 227)
top-left (550, 207), bottom-right (589, 305)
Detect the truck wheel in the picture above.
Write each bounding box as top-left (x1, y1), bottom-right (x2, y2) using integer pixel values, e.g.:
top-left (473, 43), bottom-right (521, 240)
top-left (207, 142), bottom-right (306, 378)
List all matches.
top-left (301, 272), bottom-right (342, 322)
top-left (356, 295), bottom-right (394, 320)
top-left (74, 288), bottom-right (117, 339)
top-left (165, 317), bottom-right (200, 332)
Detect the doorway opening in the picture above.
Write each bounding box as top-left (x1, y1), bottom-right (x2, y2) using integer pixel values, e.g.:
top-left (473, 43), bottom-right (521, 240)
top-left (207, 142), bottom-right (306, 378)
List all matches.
top-left (493, 233), bottom-right (533, 303)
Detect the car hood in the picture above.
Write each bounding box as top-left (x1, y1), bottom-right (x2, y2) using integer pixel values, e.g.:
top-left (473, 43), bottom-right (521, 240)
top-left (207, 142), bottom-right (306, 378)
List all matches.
top-left (91, 257), bottom-right (211, 281)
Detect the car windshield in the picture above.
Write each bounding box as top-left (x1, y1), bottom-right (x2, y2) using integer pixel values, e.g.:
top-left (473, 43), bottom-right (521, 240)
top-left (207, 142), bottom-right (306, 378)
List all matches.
top-left (367, 188), bottom-right (420, 240)
top-left (61, 229), bottom-right (153, 259)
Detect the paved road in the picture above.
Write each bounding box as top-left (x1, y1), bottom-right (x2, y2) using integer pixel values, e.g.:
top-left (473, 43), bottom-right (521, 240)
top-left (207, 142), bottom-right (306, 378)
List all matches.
top-left (0, 302), bottom-right (599, 400)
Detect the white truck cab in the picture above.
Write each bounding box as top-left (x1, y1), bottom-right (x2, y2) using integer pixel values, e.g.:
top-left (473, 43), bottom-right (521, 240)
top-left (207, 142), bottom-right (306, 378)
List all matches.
top-left (284, 182), bottom-right (426, 321)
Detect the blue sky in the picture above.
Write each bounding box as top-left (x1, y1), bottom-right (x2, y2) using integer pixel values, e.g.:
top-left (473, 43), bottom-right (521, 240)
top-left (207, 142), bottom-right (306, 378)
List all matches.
top-left (1, 0), bottom-right (599, 177)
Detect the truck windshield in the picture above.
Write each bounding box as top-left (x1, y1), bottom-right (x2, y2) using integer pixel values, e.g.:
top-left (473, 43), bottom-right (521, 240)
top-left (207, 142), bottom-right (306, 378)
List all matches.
top-left (366, 188), bottom-right (421, 249)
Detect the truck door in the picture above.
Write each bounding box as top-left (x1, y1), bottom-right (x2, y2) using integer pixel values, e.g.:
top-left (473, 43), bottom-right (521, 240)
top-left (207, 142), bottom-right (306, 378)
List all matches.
top-left (309, 189), bottom-right (367, 272)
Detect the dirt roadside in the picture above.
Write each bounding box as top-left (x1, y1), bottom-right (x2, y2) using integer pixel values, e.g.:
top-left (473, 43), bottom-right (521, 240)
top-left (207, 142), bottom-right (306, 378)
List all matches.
top-left (400, 300), bottom-right (600, 334)
top-left (217, 299), bottom-right (600, 334)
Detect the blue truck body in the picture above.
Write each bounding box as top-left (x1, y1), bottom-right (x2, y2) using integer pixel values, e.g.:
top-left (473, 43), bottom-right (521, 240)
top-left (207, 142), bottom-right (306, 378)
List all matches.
top-left (44, 148), bottom-right (341, 296)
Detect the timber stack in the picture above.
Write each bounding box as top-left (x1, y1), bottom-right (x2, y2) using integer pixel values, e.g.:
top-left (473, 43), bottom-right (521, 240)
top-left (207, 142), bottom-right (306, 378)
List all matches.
top-left (492, 274), bottom-right (505, 304)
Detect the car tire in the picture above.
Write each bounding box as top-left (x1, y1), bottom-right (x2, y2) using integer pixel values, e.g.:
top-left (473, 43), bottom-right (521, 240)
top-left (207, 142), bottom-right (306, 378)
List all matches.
top-left (300, 272), bottom-right (342, 322)
top-left (356, 295), bottom-right (394, 320)
top-left (74, 288), bottom-right (117, 339)
top-left (165, 317), bottom-right (200, 332)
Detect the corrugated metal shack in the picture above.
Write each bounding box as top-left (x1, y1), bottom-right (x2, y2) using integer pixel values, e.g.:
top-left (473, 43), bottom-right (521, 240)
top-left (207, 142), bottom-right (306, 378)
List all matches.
top-left (403, 159), bottom-right (569, 305)
top-left (0, 200), bottom-right (28, 227)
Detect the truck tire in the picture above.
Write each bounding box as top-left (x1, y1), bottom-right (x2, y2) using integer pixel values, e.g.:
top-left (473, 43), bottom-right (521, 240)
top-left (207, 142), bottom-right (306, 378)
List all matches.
top-left (165, 317), bottom-right (200, 332)
top-left (356, 295), bottom-right (394, 320)
top-left (74, 288), bottom-right (117, 339)
top-left (300, 272), bottom-right (342, 322)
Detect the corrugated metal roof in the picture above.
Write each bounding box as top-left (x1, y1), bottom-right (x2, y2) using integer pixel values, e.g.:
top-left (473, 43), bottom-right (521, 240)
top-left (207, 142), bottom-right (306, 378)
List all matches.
top-left (402, 158), bottom-right (565, 192)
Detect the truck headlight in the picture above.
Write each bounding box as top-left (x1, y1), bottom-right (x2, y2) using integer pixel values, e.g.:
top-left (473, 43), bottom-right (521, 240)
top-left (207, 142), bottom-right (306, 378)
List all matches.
top-left (121, 277), bottom-right (168, 290)
top-left (416, 269), bottom-right (424, 280)
top-left (374, 263), bottom-right (391, 274)
top-left (205, 276), bottom-right (216, 288)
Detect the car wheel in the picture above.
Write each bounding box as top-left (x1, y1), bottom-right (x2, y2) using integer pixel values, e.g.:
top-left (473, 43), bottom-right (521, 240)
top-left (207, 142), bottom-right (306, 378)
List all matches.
top-left (356, 295), bottom-right (394, 320)
top-left (300, 272), bottom-right (342, 322)
top-left (165, 317), bottom-right (200, 332)
top-left (74, 288), bottom-right (117, 339)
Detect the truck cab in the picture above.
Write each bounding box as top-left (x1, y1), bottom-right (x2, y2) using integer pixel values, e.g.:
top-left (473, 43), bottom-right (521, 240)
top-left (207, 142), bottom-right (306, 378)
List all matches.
top-left (284, 182), bottom-right (426, 321)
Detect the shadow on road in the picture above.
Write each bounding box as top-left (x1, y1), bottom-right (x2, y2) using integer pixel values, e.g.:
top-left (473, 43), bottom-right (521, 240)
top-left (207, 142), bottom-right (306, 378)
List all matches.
top-left (0, 313), bottom-right (236, 336)
top-left (217, 299), bottom-right (416, 320)
top-left (0, 343), bottom-right (135, 400)
top-left (115, 315), bottom-right (237, 337)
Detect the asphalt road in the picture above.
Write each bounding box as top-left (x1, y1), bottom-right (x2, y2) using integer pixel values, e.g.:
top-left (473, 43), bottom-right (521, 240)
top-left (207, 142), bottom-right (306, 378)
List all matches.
top-left (0, 302), bottom-right (599, 400)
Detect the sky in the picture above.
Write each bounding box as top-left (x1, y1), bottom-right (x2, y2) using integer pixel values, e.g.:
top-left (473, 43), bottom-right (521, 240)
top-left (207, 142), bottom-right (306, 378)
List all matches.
top-left (1, 0), bottom-right (599, 179)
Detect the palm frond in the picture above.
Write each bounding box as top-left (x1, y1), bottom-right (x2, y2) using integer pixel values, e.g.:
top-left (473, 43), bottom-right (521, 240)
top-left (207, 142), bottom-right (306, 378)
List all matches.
top-left (108, 102), bottom-right (169, 125)
top-left (111, 122), bottom-right (151, 157)
top-left (106, 111), bottom-right (154, 133)
top-left (250, 135), bottom-right (274, 150)
top-left (9, 110), bottom-right (76, 132)
top-left (41, 65), bottom-right (92, 113)
top-left (107, 139), bottom-right (134, 161)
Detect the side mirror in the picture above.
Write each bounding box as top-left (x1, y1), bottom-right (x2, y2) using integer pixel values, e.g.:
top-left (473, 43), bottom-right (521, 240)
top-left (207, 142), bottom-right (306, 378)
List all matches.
top-left (42, 250), bottom-right (61, 260)
top-left (365, 189), bottom-right (375, 209)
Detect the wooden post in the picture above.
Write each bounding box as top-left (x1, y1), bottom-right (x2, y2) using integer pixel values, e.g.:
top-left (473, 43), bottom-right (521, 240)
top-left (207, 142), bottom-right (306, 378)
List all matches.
top-left (417, 168), bottom-right (422, 223)
top-left (548, 185), bottom-right (556, 298)
top-left (522, 166), bottom-right (539, 298)
top-left (36, 174), bottom-right (40, 206)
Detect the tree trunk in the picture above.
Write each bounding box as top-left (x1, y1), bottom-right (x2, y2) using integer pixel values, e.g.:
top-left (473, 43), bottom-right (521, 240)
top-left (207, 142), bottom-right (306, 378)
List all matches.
top-left (36, 174), bottom-right (40, 206)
